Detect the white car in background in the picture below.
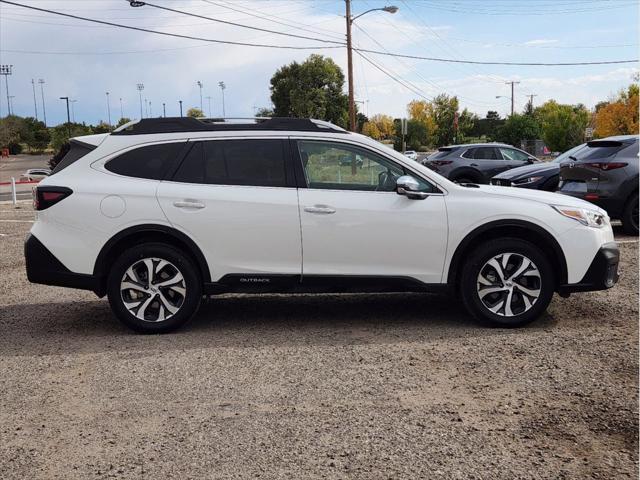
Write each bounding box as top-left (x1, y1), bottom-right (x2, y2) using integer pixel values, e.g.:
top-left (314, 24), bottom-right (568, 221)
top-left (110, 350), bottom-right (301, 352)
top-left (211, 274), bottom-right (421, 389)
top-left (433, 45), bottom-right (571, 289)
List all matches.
top-left (20, 168), bottom-right (51, 182)
top-left (25, 117), bottom-right (619, 333)
top-left (403, 150), bottom-right (418, 160)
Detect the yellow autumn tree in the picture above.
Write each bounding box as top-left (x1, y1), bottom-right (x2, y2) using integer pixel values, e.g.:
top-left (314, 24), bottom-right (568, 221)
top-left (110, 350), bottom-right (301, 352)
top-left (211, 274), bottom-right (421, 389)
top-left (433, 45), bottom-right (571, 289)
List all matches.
top-left (407, 100), bottom-right (437, 145)
top-left (361, 121), bottom-right (381, 140)
top-left (368, 114), bottom-right (395, 140)
top-left (594, 84), bottom-right (639, 137)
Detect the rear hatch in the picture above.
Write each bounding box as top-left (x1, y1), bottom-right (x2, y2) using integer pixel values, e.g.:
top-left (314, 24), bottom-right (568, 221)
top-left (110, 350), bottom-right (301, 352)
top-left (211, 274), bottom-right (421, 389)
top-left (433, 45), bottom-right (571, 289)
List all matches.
top-left (558, 139), bottom-right (632, 198)
top-left (423, 146), bottom-right (458, 170)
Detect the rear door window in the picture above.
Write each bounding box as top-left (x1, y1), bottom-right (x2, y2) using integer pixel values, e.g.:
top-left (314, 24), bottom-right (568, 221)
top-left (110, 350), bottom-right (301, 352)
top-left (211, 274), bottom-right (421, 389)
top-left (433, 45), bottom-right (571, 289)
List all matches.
top-left (172, 139), bottom-right (288, 187)
top-left (472, 147), bottom-right (500, 160)
top-left (105, 142), bottom-right (185, 180)
top-left (51, 141), bottom-right (96, 174)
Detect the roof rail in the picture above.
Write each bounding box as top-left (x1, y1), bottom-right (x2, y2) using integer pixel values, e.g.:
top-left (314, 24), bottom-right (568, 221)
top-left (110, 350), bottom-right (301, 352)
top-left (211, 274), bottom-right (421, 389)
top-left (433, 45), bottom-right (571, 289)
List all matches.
top-left (111, 117), bottom-right (348, 135)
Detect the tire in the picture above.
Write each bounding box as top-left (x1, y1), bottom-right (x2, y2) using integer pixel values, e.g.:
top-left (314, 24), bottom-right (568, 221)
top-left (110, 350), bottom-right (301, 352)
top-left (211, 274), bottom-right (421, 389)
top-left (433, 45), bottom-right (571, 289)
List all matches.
top-left (107, 243), bottom-right (202, 333)
top-left (460, 238), bottom-right (555, 328)
top-left (621, 192), bottom-right (639, 236)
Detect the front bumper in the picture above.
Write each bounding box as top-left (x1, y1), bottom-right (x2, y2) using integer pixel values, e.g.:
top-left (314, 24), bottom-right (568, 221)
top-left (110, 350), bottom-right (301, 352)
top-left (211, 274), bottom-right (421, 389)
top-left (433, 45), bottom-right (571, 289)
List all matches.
top-left (25, 234), bottom-right (103, 295)
top-left (558, 241), bottom-right (619, 294)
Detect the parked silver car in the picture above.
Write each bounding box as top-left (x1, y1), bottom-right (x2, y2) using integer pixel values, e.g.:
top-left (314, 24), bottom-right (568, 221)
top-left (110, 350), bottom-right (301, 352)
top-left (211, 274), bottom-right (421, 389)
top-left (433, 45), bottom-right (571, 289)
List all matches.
top-left (422, 143), bottom-right (538, 184)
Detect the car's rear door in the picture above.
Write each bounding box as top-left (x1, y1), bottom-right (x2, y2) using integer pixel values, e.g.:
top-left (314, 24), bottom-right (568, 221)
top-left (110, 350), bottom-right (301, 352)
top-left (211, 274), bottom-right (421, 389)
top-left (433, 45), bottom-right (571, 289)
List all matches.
top-left (466, 146), bottom-right (507, 179)
top-left (294, 138), bottom-right (448, 284)
top-left (157, 137), bottom-right (302, 282)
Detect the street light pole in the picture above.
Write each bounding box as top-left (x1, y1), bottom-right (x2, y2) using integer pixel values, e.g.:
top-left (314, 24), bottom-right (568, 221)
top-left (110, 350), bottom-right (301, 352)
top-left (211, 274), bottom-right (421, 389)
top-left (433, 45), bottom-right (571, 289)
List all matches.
top-left (218, 81), bottom-right (226, 117)
top-left (196, 80), bottom-right (203, 111)
top-left (344, 2), bottom-right (398, 132)
top-left (205, 96), bottom-right (212, 117)
top-left (105, 91), bottom-right (111, 128)
top-left (31, 79), bottom-right (39, 120)
top-left (59, 96), bottom-right (71, 137)
top-left (162, 102), bottom-right (166, 117)
top-left (179, 100), bottom-right (183, 117)
top-left (136, 83), bottom-right (144, 119)
top-left (38, 79), bottom-right (47, 126)
top-left (70, 99), bottom-right (77, 122)
top-left (0, 65), bottom-right (13, 116)
top-left (119, 97), bottom-right (124, 120)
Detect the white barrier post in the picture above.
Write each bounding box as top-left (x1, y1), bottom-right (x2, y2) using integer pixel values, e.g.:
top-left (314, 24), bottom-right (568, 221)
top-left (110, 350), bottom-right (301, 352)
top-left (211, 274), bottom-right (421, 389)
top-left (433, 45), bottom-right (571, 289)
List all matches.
top-left (11, 177), bottom-right (17, 207)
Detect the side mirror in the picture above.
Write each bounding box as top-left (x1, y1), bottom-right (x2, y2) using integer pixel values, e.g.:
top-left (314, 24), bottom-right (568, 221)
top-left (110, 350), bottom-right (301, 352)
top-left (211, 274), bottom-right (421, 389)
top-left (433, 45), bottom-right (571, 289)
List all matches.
top-left (396, 175), bottom-right (429, 200)
top-left (527, 156), bottom-right (536, 164)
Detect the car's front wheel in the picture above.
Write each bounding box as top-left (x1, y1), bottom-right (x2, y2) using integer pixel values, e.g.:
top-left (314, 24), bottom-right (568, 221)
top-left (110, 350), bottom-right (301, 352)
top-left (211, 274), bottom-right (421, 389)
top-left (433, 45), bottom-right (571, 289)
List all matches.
top-left (107, 243), bottom-right (202, 333)
top-left (460, 238), bottom-right (554, 327)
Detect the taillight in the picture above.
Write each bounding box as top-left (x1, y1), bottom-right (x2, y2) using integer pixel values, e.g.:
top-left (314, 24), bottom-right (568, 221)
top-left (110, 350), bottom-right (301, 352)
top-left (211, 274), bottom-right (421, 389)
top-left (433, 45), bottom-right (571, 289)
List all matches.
top-left (431, 160), bottom-right (453, 166)
top-left (582, 162), bottom-right (628, 171)
top-left (34, 186), bottom-right (73, 210)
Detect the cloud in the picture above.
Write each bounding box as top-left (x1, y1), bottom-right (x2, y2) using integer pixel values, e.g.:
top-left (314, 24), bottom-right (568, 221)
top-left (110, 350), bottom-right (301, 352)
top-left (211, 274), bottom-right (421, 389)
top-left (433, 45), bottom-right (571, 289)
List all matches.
top-left (523, 39), bottom-right (559, 46)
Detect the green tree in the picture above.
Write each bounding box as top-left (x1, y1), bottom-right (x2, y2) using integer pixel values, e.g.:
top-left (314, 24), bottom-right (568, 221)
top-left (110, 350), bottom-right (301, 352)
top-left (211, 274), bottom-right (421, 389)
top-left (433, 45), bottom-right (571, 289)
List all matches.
top-left (0, 115), bottom-right (27, 154)
top-left (116, 117), bottom-right (132, 128)
top-left (255, 107), bottom-right (274, 117)
top-left (270, 54), bottom-right (349, 128)
top-left (92, 121), bottom-right (111, 134)
top-left (394, 119), bottom-right (428, 151)
top-left (457, 108), bottom-right (477, 143)
top-left (497, 114), bottom-right (541, 147)
top-left (535, 101), bottom-right (589, 151)
top-left (22, 117), bottom-right (50, 152)
top-left (186, 107), bottom-right (204, 118)
top-left (50, 122), bottom-right (93, 151)
top-left (431, 94), bottom-right (459, 146)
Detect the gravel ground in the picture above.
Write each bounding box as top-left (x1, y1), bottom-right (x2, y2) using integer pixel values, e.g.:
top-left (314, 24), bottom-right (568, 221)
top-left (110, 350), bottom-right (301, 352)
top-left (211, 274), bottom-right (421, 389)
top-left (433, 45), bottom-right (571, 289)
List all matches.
top-left (1, 204), bottom-right (638, 479)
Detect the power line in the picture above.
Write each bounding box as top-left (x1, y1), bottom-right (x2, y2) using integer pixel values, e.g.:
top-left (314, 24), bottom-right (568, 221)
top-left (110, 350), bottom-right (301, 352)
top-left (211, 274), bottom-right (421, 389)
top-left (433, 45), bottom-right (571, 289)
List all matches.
top-left (134, 1), bottom-right (344, 45)
top-left (0, 0), bottom-right (345, 50)
top-left (355, 48), bottom-right (638, 66)
top-left (1, 1), bottom-right (636, 66)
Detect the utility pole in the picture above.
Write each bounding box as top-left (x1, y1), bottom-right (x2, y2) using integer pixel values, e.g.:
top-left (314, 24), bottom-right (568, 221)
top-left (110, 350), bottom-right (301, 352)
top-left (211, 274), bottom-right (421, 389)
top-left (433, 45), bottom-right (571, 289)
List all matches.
top-left (136, 83), bottom-right (144, 118)
top-left (196, 80), bottom-right (203, 111)
top-left (218, 81), bottom-right (226, 117)
top-left (119, 97), bottom-right (124, 120)
top-left (526, 93), bottom-right (538, 112)
top-left (505, 81), bottom-right (520, 116)
top-left (59, 96), bottom-right (71, 137)
top-left (105, 91), bottom-right (111, 128)
top-left (344, 3), bottom-right (398, 132)
top-left (162, 102), bottom-right (166, 117)
top-left (38, 79), bottom-right (47, 126)
top-left (0, 65), bottom-right (12, 116)
top-left (31, 79), bottom-right (39, 120)
top-left (179, 100), bottom-right (183, 117)
top-left (345, 0), bottom-right (355, 131)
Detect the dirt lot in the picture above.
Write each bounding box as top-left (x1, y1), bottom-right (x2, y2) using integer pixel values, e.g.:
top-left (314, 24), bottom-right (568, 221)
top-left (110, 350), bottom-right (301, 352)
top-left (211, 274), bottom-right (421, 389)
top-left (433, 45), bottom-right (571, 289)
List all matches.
top-left (1, 203), bottom-right (638, 479)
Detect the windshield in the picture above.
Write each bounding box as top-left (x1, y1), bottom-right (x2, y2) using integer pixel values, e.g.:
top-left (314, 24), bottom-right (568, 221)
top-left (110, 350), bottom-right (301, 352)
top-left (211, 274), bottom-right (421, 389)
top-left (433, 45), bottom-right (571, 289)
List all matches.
top-left (552, 143), bottom-right (586, 163)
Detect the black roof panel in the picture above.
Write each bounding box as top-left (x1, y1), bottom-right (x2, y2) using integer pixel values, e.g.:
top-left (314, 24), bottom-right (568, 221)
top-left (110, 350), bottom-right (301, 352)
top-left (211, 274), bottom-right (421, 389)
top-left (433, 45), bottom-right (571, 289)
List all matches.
top-left (111, 117), bottom-right (347, 135)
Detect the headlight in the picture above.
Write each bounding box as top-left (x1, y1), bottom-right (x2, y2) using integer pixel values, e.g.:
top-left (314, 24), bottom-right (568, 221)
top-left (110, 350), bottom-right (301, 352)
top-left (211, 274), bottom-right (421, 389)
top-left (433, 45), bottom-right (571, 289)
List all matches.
top-left (513, 176), bottom-right (544, 185)
top-left (552, 205), bottom-right (608, 228)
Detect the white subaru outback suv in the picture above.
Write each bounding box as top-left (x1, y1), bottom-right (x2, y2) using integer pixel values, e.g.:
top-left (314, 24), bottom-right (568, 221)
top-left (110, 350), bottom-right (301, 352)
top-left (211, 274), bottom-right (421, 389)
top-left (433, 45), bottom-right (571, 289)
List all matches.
top-left (25, 117), bottom-right (619, 333)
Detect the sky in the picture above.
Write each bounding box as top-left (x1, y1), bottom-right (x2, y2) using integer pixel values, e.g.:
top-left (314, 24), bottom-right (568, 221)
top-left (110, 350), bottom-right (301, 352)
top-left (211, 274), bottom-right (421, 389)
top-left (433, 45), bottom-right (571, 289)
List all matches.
top-left (0, 0), bottom-right (638, 126)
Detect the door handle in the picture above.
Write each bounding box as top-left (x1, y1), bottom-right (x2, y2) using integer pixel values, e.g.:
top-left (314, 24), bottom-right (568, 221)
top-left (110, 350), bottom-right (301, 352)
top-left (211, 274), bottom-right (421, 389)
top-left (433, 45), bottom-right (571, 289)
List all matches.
top-left (304, 205), bottom-right (336, 214)
top-left (173, 200), bottom-right (205, 209)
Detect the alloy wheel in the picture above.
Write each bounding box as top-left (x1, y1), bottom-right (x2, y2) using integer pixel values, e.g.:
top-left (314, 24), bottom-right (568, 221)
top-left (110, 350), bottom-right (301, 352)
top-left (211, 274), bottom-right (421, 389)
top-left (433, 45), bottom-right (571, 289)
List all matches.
top-left (476, 252), bottom-right (541, 317)
top-left (120, 257), bottom-right (186, 322)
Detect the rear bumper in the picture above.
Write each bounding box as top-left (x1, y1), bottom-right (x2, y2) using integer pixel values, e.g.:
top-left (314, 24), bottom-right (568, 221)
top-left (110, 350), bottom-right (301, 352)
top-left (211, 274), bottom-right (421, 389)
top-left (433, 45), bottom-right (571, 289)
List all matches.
top-left (558, 242), bottom-right (619, 294)
top-left (24, 234), bottom-right (103, 296)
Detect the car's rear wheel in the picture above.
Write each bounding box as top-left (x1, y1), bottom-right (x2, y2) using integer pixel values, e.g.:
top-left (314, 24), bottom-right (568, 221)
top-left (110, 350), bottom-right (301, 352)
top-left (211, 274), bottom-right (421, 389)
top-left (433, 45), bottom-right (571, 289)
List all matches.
top-left (460, 238), bottom-right (554, 327)
top-left (621, 192), bottom-right (639, 235)
top-left (107, 243), bottom-right (202, 333)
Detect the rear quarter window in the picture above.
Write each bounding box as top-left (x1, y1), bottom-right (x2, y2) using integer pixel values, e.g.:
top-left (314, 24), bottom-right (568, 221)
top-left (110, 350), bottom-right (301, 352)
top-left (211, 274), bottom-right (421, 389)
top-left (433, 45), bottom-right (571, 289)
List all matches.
top-left (51, 141), bottom-right (96, 174)
top-left (105, 142), bottom-right (185, 180)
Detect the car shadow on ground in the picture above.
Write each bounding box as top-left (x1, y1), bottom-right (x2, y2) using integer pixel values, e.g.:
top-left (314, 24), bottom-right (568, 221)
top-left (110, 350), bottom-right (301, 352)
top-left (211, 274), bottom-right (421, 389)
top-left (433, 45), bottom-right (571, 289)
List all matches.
top-left (0, 292), bottom-right (557, 357)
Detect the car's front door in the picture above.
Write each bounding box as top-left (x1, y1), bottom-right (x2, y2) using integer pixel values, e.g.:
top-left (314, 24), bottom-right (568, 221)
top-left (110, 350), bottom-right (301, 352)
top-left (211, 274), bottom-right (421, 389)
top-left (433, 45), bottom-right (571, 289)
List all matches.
top-left (294, 139), bottom-right (448, 284)
top-left (157, 137), bottom-right (302, 282)
top-left (499, 147), bottom-right (532, 169)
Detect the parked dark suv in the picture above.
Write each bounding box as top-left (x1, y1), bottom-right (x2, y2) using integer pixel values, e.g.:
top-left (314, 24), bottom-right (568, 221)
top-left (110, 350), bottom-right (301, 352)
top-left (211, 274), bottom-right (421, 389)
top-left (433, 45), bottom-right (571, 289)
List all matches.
top-left (422, 143), bottom-right (538, 184)
top-left (558, 135), bottom-right (639, 234)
